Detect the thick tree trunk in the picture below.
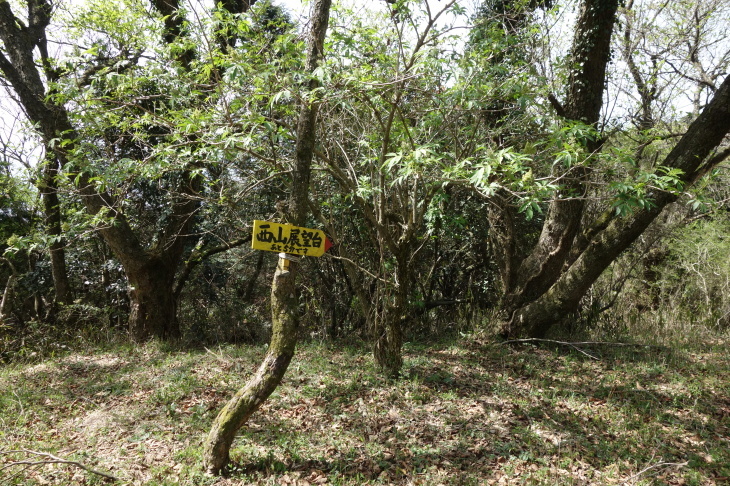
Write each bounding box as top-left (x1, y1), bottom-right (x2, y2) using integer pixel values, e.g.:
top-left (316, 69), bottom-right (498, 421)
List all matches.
top-left (0, 0), bottom-right (232, 341)
top-left (496, 0), bottom-right (620, 334)
top-left (506, 74), bottom-right (730, 338)
top-left (203, 0), bottom-right (332, 474)
top-left (126, 257), bottom-right (179, 341)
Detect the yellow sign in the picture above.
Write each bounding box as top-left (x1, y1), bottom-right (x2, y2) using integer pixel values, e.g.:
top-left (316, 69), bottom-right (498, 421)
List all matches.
top-left (251, 220), bottom-right (332, 257)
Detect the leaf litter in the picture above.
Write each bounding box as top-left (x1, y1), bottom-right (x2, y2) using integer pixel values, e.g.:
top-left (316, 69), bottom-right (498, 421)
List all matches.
top-left (0, 337), bottom-right (728, 485)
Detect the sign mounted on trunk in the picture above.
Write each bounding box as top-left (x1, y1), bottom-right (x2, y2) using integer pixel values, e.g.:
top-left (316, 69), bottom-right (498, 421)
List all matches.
top-left (251, 220), bottom-right (333, 257)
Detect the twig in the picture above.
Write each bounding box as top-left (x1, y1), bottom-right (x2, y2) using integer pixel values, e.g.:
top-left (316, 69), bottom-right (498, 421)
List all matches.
top-left (621, 458), bottom-right (688, 485)
top-left (204, 346), bottom-right (233, 364)
top-left (501, 338), bottom-right (665, 349)
top-left (326, 254), bottom-right (390, 284)
top-left (501, 338), bottom-right (598, 359)
top-left (0, 449), bottom-right (118, 482)
top-left (500, 338), bottom-right (667, 360)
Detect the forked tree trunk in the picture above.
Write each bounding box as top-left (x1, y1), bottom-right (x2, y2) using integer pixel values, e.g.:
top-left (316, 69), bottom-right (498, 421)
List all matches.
top-left (493, 0), bottom-right (727, 338)
top-left (0, 0), bottom-right (200, 340)
top-left (203, 0), bottom-right (332, 474)
top-left (494, 0), bottom-right (621, 335)
top-left (507, 75), bottom-right (730, 338)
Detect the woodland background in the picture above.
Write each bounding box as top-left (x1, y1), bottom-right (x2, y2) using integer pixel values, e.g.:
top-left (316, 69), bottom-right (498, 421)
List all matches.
top-left (0, 0), bottom-right (729, 483)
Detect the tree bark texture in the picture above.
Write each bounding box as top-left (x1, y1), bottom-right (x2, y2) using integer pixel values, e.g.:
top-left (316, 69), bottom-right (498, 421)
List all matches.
top-left (40, 155), bottom-right (72, 305)
top-left (203, 259), bottom-right (299, 473)
top-left (507, 74), bottom-right (730, 338)
top-left (0, 0), bottom-right (205, 339)
top-left (372, 301), bottom-right (405, 378)
top-left (498, 0), bottom-right (621, 334)
top-left (126, 256), bottom-right (180, 340)
top-left (203, 0), bottom-right (332, 475)
top-left (372, 251), bottom-right (410, 378)
top-left (0, 258), bottom-right (19, 320)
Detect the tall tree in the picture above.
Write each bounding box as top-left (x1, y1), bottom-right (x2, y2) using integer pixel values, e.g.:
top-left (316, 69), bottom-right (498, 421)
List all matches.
top-left (492, 0), bottom-right (730, 337)
top-left (203, 0), bottom-right (332, 474)
top-left (314, 0), bottom-right (462, 377)
top-left (0, 0), bottom-right (259, 340)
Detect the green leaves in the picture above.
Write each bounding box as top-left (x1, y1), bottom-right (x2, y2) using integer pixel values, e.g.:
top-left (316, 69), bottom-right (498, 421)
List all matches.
top-left (550, 121), bottom-right (599, 169)
top-left (609, 166), bottom-right (685, 216)
top-left (466, 147), bottom-right (545, 197)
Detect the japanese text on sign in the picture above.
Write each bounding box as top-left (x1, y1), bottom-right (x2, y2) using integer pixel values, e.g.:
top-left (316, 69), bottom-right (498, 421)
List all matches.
top-left (251, 220), bottom-right (332, 257)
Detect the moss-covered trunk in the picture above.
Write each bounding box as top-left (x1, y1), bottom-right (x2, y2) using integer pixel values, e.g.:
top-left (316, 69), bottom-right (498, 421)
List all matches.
top-left (203, 257), bottom-right (298, 473)
top-left (505, 75), bottom-right (730, 338)
top-left (495, 0), bottom-right (620, 336)
top-left (203, 0), bottom-right (332, 474)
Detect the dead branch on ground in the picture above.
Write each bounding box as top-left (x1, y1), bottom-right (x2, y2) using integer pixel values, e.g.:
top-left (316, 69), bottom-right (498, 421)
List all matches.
top-left (0, 449), bottom-right (118, 482)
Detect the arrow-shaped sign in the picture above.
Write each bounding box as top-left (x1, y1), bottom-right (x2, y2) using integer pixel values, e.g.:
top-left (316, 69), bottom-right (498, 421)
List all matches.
top-left (251, 220), bottom-right (332, 257)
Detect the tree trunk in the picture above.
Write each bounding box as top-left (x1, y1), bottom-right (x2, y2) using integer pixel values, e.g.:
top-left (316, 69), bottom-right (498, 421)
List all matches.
top-left (126, 256), bottom-right (179, 341)
top-left (40, 155), bottom-right (72, 306)
top-left (495, 0), bottom-right (620, 334)
top-left (0, 0), bottom-right (181, 338)
top-left (203, 258), bottom-right (299, 473)
top-left (0, 275), bottom-right (14, 320)
top-left (0, 258), bottom-right (18, 320)
top-left (373, 307), bottom-right (404, 378)
top-left (373, 254), bottom-right (409, 378)
top-left (203, 0), bottom-right (332, 474)
top-left (506, 74), bottom-right (730, 338)
top-left (0, 0), bottom-right (245, 341)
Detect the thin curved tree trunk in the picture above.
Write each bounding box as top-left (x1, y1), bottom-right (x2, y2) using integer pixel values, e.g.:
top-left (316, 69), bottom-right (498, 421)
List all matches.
top-left (202, 259), bottom-right (300, 472)
top-left (203, 0), bottom-right (332, 474)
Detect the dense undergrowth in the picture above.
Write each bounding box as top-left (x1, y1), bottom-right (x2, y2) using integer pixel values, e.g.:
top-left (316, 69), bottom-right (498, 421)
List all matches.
top-left (1, 322), bottom-right (728, 485)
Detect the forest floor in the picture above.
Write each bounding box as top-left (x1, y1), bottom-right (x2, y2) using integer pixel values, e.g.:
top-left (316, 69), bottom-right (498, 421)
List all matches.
top-left (0, 334), bottom-right (728, 485)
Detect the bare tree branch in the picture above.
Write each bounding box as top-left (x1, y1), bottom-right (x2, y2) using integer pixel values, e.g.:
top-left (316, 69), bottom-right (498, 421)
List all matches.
top-left (0, 449), bottom-right (118, 482)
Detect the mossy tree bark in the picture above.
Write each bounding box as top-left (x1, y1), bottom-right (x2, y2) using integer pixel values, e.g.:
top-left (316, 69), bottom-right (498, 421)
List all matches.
top-left (507, 75), bottom-right (730, 337)
top-left (497, 0), bottom-right (619, 327)
top-left (373, 302), bottom-right (406, 378)
top-left (203, 0), bottom-right (332, 475)
top-left (496, 0), bottom-right (730, 338)
top-left (202, 258), bottom-right (299, 473)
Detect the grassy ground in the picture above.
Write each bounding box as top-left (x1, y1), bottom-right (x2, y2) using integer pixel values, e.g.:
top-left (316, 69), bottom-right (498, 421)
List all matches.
top-left (0, 335), bottom-right (728, 485)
